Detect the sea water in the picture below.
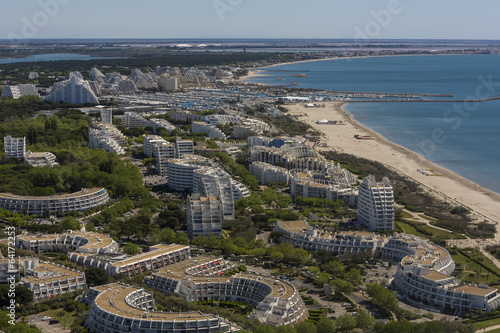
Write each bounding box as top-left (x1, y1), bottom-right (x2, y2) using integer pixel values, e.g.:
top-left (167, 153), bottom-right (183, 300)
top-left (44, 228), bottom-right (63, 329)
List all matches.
top-left (248, 55), bottom-right (500, 194)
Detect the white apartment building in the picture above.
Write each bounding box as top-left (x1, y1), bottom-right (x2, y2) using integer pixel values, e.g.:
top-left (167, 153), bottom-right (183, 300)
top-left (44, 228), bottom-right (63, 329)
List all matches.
top-left (24, 151), bottom-right (59, 168)
top-left (120, 112), bottom-right (149, 128)
top-left (99, 107), bottom-right (112, 123)
top-left (144, 256), bottom-right (309, 327)
top-left (143, 135), bottom-right (167, 158)
top-left (167, 155), bottom-right (212, 192)
top-left (357, 175), bottom-right (395, 231)
top-left (175, 137), bottom-right (194, 156)
top-left (22, 261), bottom-right (87, 300)
top-left (187, 193), bottom-right (222, 239)
top-left (249, 161), bottom-right (289, 185)
top-left (70, 244), bottom-right (191, 277)
top-left (1, 84), bottom-right (39, 99)
top-left (82, 282), bottom-right (237, 333)
top-left (89, 123), bottom-right (126, 155)
top-left (289, 169), bottom-right (358, 206)
top-left (170, 111), bottom-right (203, 123)
top-left (192, 121), bottom-right (226, 139)
top-left (0, 188), bottom-right (110, 215)
top-left (158, 75), bottom-right (179, 92)
top-left (46, 72), bottom-right (99, 104)
top-left (205, 114), bottom-right (242, 126)
top-left (194, 168), bottom-right (235, 220)
top-left (148, 118), bottom-right (177, 135)
top-left (155, 142), bottom-right (176, 175)
top-left (4, 135), bottom-right (26, 159)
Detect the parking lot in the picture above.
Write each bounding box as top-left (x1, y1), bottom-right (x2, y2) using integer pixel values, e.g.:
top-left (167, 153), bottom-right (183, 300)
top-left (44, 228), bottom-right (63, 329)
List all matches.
top-left (25, 315), bottom-right (70, 333)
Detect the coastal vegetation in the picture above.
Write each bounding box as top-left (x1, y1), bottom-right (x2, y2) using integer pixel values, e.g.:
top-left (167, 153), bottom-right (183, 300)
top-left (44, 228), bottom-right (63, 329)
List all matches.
top-left (321, 150), bottom-right (494, 238)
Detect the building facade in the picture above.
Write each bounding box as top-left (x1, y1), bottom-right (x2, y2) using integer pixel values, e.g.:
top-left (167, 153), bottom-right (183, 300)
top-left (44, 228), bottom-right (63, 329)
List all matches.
top-left (4, 135), bottom-right (26, 159)
top-left (0, 188), bottom-right (110, 215)
top-left (249, 161), bottom-right (289, 185)
top-left (357, 175), bottom-right (395, 231)
top-left (46, 72), bottom-right (99, 104)
top-left (186, 193), bottom-right (222, 239)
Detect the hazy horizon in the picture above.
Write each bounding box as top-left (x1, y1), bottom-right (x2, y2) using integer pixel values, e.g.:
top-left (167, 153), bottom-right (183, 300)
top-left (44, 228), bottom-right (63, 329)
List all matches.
top-left (1, 0), bottom-right (500, 41)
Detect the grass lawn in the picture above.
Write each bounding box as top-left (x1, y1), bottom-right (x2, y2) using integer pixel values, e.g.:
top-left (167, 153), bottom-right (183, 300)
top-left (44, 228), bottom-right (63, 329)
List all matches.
top-left (398, 219), bottom-right (464, 240)
top-left (472, 317), bottom-right (500, 330)
top-left (419, 214), bottom-right (438, 222)
top-left (39, 308), bottom-right (79, 329)
top-left (450, 250), bottom-right (500, 285)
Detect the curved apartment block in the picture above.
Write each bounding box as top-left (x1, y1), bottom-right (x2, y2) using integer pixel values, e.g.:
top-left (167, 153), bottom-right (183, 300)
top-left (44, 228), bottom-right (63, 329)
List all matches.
top-left (16, 231), bottom-right (190, 277)
top-left (0, 188), bottom-right (110, 215)
top-left (276, 221), bottom-right (500, 314)
top-left (82, 283), bottom-right (237, 333)
top-left (144, 256), bottom-right (308, 327)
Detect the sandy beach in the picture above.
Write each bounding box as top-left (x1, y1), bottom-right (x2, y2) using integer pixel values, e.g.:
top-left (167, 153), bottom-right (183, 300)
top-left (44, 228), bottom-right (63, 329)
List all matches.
top-left (286, 102), bottom-right (500, 240)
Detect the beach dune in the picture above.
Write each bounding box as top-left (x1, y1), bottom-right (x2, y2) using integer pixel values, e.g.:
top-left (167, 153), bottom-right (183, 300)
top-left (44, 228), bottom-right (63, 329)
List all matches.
top-left (286, 102), bottom-right (500, 240)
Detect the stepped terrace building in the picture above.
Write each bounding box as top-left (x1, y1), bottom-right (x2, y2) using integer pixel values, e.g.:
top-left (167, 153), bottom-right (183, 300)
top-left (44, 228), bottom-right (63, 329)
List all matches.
top-left (0, 256), bottom-right (39, 283)
top-left (24, 151), bottom-right (59, 168)
top-left (144, 256), bottom-right (308, 327)
top-left (186, 193), bottom-right (222, 239)
top-left (21, 261), bottom-right (87, 301)
top-left (16, 231), bottom-right (191, 277)
top-left (276, 221), bottom-right (500, 315)
top-left (143, 134), bottom-right (167, 158)
top-left (249, 161), bottom-right (289, 185)
top-left (70, 243), bottom-right (190, 277)
top-left (0, 188), bottom-right (109, 215)
top-left (82, 282), bottom-right (237, 333)
top-left (276, 220), bottom-right (384, 256)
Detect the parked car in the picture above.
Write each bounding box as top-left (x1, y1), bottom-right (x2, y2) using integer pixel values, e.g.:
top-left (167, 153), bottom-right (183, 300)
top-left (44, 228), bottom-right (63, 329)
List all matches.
top-left (49, 319), bottom-right (59, 325)
top-left (41, 316), bottom-right (52, 321)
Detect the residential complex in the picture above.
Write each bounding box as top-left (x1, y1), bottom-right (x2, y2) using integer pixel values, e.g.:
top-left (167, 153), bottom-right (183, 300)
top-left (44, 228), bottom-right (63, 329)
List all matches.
top-left (16, 231), bottom-right (191, 277)
top-left (276, 220), bottom-right (500, 315)
top-left (4, 135), bottom-right (26, 159)
top-left (143, 134), bottom-right (167, 158)
top-left (120, 111), bottom-right (149, 128)
top-left (357, 175), bottom-right (395, 231)
top-left (21, 261), bottom-right (87, 301)
top-left (24, 151), bottom-right (59, 168)
top-left (192, 121), bottom-right (226, 139)
top-left (46, 72), bottom-right (99, 104)
top-left (170, 110), bottom-right (203, 123)
top-left (0, 187), bottom-right (109, 215)
top-left (289, 169), bottom-right (358, 206)
top-left (89, 122), bottom-right (126, 155)
top-left (250, 161), bottom-right (289, 185)
top-left (82, 282), bottom-right (237, 333)
top-left (1, 84), bottom-right (39, 99)
top-left (144, 256), bottom-right (308, 327)
top-left (0, 256), bottom-right (39, 283)
top-left (186, 193), bottom-right (223, 238)
top-left (99, 107), bottom-right (112, 123)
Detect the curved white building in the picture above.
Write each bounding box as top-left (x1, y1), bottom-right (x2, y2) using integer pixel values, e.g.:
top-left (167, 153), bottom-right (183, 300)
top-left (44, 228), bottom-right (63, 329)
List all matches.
top-left (82, 282), bottom-right (237, 333)
top-left (144, 256), bottom-right (308, 327)
top-left (276, 221), bottom-right (500, 315)
top-left (167, 155), bottom-right (212, 192)
top-left (0, 188), bottom-right (110, 215)
top-left (46, 72), bottom-right (99, 104)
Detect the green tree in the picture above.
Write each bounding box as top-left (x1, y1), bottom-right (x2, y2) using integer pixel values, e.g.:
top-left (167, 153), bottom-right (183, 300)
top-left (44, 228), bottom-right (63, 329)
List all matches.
top-left (316, 317), bottom-right (335, 333)
top-left (295, 321), bottom-right (317, 333)
top-left (0, 285), bottom-right (33, 307)
top-left (85, 267), bottom-right (110, 287)
top-left (335, 313), bottom-right (357, 332)
top-left (123, 242), bottom-right (140, 256)
top-left (366, 282), bottom-right (399, 316)
top-left (322, 260), bottom-right (345, 277)
top-left (60, 216), bottom-right (81, 231)
top-left (355, 309), bottom-right (376, 330)
top-left (331, 278), bottom-right (354, 295)
top-left (314, 272), bottom-right (331, 287)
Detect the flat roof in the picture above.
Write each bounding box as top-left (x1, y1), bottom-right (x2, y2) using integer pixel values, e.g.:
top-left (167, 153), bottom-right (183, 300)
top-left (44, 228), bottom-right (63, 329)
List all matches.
top-left (0, 188), bottom-right (106, 201)
top-left (421, 270), bottom-right (451, 282)
top-left (453, 285), bottom-right (497, 297)
top-left (19, 231), bottom-right (116, 251)
top-left (116, 244), bottom-right (189, 266)
top-left (94, 283), bottom-right (219, 321)
top-left (22, 262), bottom-right (83, 284)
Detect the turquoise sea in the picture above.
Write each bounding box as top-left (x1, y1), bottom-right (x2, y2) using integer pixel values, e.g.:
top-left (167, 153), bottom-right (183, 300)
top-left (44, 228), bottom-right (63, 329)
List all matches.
top-left (248, 55), bottom-right (500, 194)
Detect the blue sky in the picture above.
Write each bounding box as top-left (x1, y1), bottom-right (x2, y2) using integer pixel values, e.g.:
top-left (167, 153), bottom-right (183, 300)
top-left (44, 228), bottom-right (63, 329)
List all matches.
top-left (1, 0), bottom-right (499, 40)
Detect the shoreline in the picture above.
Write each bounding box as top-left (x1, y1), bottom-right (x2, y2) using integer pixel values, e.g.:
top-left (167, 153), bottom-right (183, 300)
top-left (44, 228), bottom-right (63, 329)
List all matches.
top-left (285, 101), bottom-right (500, 238)
top-left (241, 54), bottom-right (441, 82)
